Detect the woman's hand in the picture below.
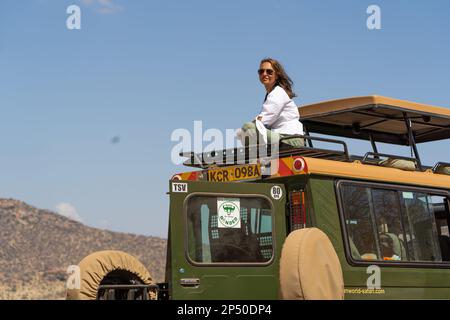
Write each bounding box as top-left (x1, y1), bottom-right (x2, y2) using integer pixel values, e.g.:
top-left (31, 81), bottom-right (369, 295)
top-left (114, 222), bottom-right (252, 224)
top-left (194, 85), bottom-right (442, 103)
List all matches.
top-left (256, 116), bottom-right (263, 121)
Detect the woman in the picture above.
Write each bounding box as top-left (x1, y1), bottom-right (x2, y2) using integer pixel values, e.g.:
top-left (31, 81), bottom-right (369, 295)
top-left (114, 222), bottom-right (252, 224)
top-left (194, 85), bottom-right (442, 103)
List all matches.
top-left (239, 58), bottom-right (304, 147)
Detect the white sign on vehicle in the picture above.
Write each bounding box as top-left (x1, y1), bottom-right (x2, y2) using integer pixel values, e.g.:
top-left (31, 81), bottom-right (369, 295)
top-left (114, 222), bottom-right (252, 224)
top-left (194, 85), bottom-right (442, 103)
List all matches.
top-left (172, 183), bottom-right (188, 193)
top-left (271, 186), bottom-right (283, 200)
top-left (217, 198), bottom-right (241, 229)
top-left (402, 192), bottom-right (414, 199)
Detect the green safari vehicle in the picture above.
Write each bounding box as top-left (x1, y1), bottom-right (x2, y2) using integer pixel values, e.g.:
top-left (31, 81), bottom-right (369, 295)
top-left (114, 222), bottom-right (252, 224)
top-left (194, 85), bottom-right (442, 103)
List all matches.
top-left (67, 96), bottom-right (450, 300)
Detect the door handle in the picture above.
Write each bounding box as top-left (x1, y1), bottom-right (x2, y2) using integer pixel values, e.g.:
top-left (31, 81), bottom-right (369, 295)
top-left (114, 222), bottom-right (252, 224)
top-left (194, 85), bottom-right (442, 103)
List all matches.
top-left (180, 278), bottom-right (200, 287)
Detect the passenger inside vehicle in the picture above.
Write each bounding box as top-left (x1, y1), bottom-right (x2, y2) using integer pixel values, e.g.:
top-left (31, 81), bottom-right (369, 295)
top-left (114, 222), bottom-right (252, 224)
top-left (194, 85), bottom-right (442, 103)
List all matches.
top-left (379, 233), bottom-right (402, 261)
top-left (376, 215), bottom-right (407, 260)
top-left (356, 234), bottom-right (378, 261)
top-left (210, 214), bottom-right (265, 263)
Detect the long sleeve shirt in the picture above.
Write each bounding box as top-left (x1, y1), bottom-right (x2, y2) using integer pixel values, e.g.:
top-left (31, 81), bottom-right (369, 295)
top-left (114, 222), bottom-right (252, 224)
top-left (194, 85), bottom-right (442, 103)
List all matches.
top-left (258, 86), bottom-right (304, 135)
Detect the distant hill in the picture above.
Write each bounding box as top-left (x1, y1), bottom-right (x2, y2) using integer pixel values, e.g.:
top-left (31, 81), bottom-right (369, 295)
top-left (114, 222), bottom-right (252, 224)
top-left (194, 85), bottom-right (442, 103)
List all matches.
top-left (0, 199), bottom-right (167, 299)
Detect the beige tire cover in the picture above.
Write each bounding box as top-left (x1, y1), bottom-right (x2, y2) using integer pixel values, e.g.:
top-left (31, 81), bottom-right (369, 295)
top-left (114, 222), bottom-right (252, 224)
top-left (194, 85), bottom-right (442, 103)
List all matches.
top-left (66, 250), bottom-right (154, 300)
top-left (279, 228), bottom-right (344, 300)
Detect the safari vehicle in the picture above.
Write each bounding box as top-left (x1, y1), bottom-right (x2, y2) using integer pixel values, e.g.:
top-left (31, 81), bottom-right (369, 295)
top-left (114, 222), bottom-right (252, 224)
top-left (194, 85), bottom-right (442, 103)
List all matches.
top-left (67, 96), bottom-right (450, 300)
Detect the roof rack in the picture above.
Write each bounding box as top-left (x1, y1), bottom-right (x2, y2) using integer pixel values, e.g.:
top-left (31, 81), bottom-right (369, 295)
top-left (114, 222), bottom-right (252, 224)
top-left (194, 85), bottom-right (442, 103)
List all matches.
top-left (180, 135), bottom-right (350, 169)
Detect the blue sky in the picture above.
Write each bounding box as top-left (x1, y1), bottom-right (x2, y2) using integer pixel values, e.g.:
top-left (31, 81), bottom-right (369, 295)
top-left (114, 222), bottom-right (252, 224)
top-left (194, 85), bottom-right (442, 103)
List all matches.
top-left (0, 0), bottom-right (449, 237)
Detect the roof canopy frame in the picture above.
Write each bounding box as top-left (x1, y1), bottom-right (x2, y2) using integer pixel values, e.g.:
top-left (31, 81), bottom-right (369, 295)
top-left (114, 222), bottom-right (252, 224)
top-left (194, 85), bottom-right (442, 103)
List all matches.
top-left (351, 108), bottom-right (450, 130)
top-left (300, 96), bottom-right (450, 145)
top-left (402, 112), bottom-right (422, 170)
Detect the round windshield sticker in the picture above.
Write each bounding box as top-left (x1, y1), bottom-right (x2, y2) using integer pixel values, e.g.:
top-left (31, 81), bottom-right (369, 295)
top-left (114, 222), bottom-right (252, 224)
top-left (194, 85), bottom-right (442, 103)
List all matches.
top-left (217, 198), bottom-right (241, 228)
top-left (271, 186), bottom-right (282, 200)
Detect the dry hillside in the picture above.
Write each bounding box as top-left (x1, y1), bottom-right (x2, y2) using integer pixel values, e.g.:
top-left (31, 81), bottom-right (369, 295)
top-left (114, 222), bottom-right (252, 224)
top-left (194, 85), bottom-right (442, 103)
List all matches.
top-left (0, 199), bottom-right (166, 299)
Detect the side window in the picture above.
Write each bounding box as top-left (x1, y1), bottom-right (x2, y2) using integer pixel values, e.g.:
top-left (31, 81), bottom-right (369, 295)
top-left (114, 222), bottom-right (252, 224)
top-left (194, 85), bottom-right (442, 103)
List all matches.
top-left (340, 182), bottom-right (450, 264)
top-left (186, 196), bottom-right (273, 263)
top-left (400, 192), bottom-right (442, 262)
top-left (371, 189), bottom-right (408, 261)
top-left (341, 185), bottom-right (379, 260)
top-left (427, 196), bottom-right (450, 261)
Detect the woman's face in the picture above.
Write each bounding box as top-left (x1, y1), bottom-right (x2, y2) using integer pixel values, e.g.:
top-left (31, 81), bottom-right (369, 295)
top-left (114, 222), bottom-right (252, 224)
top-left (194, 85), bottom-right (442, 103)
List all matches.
top-left (259, 62), bottom-right (277, 90)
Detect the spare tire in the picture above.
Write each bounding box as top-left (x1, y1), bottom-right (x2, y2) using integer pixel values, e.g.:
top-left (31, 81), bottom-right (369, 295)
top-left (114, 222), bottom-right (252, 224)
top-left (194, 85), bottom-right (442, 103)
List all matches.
top-left (279, 228), bottom-right (344, 300)
top-left (66, 250), bottom-right (154, 300)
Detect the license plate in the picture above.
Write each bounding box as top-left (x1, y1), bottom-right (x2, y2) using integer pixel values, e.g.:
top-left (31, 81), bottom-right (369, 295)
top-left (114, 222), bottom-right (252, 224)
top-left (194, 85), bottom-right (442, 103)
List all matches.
top-left (207, 164), bottom-right (261, 182)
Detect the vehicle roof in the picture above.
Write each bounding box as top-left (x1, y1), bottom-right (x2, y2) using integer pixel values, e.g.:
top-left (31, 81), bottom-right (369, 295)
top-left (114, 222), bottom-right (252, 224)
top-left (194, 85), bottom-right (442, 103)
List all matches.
top-left (299, 95), bottom-right (450, 144)
top-left (173, 156), bottom-right (450, 190)
top-left (289, 157), bottom-right (450, 190)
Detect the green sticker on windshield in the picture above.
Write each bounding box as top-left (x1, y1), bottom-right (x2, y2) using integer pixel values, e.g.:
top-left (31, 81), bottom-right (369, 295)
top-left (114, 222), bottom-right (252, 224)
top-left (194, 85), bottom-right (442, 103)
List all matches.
top-left (217, 198), bottom-right (241, 229)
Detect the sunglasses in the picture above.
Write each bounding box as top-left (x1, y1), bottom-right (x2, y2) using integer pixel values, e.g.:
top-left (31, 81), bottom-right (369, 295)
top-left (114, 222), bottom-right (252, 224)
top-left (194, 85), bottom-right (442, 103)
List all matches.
top-left (258, 68), bottom-right (275, 76)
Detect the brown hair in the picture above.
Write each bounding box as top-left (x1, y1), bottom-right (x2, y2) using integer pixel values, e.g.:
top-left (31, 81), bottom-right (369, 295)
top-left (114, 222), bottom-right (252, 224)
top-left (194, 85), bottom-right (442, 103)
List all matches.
top-left (260, 58), bottom-right (297, 99)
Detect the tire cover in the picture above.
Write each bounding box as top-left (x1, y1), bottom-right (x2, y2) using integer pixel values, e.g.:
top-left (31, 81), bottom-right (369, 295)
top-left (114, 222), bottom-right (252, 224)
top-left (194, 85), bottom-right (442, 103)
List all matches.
top-left (279, 228), bottom-right (344, 300)
top-left (66, 250), bottom-right (153, 300)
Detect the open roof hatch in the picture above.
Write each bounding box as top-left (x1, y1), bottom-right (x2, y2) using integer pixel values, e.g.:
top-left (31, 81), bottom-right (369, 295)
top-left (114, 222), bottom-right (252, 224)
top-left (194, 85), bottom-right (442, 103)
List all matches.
top-left (300, 95), bottom-right (450, 145)
top-left (300, 95), bottom-right (450, 170)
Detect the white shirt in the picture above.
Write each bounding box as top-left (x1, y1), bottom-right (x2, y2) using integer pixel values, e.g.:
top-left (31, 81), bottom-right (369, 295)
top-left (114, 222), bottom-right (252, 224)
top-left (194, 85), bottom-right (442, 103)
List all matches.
top-left (258, 85), bottom-right (304, 135)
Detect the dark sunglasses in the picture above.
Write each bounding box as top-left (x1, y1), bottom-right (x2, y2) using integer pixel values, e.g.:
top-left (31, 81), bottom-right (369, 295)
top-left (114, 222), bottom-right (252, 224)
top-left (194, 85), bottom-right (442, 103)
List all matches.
top-left (258, 68), bottom-right (274, 76)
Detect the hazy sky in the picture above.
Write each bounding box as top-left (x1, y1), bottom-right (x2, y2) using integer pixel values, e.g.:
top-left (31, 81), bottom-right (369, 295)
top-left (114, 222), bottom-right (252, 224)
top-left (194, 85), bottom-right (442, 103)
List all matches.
top-left (0, 0), bottom-right (449, 237)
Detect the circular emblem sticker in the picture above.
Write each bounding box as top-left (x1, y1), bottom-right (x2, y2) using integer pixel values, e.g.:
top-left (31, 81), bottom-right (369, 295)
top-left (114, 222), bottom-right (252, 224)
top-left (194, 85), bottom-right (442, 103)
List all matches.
top-left (271, 186), bottom-right (283, 200)
top-left (218, 199), bottom-right (241, 228)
